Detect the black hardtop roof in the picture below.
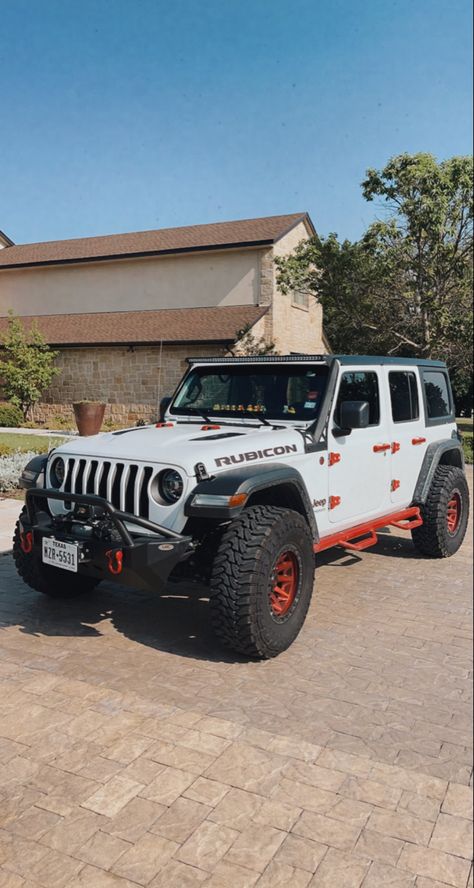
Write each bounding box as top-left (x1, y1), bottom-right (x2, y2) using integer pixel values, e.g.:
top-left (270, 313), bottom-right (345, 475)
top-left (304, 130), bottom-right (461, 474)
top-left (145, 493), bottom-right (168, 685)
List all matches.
top-left (187, 354), bottom-right (447, 368)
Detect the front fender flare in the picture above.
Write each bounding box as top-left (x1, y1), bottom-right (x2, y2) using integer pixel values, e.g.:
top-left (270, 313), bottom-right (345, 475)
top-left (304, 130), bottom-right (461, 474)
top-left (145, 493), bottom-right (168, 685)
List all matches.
top-left (184, 462), bottom-right (318, 540)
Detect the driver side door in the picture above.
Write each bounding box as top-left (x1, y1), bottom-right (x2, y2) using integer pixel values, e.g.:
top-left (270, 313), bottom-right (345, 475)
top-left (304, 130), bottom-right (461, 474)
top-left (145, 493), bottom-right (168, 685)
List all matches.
top-left (327, 367), bottom-right (392, 525)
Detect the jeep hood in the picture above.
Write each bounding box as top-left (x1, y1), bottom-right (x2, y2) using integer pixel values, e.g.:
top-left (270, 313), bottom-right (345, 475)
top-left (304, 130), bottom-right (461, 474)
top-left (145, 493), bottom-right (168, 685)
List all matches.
top-left (51, 423), bottom-right (305, 475)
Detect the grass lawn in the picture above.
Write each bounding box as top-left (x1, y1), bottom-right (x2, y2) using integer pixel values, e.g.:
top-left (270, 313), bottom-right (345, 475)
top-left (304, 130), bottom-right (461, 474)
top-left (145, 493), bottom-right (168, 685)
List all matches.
top-left (456, 417), bottom-right (473, 464)
top-left (0, 433), bottom-right (66, 455)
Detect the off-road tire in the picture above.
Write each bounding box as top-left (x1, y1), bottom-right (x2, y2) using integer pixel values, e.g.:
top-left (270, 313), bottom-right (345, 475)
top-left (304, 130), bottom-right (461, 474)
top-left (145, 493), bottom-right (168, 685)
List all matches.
top-left (210, 505), bottom-right (315, 658)
top-left (412, 465), bottom-right (469, 558)
top-left (13, 507), bottom-right (99, 598)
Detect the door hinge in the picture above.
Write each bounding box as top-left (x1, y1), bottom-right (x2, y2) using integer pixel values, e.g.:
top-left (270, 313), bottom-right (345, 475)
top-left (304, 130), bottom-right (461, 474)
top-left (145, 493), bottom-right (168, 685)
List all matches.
top-left (329, 495), bottom-right (341, 509)
top-left (391, 442), bottom-right (401, 454)
top-left (391, 479), bottom-right (401, 492)
top-left (328, 452), bottom-right (341, 466)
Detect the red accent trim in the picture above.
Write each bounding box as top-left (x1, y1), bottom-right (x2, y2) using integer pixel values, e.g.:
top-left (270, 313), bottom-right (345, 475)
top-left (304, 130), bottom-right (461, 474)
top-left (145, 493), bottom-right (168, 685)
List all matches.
top-left (155, 422), bottom-right (174, 428)
top-left (328, 452), bottom-right (341, 466)
top-left (391, 479), bottom-right (401, 491)
top-left (269, 551), bottom-right (298, 617)
top-left (201, 424), bottom-right (221, 431)
top-left (314, 506), bottom-right (423, 553)
top-left (106, 549), bottom-right (123, 575)
top-left (329, 495), bottom-right (341, 509)
top-left (391, 442), bottom-right (401, 454)
top-left (447, 493), bottom-right (461, 534)
top-left (373, 443), bottom-right (391, 453)
top-left (20, 530), bottom-right (33, 554)
top-left (412, 437), bottom-right (427, 445)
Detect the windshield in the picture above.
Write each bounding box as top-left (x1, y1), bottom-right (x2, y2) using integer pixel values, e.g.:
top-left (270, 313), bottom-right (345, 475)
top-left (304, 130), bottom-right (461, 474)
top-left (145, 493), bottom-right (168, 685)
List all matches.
top-left (170, 364), bottom-right (329, 423)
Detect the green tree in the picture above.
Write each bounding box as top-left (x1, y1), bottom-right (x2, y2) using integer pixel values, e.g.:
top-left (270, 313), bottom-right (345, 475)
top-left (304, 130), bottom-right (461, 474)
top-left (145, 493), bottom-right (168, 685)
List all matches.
top-left (276, 153), bottom-right (473, 395)
top-left (0, 313), bottom-right (59, 419)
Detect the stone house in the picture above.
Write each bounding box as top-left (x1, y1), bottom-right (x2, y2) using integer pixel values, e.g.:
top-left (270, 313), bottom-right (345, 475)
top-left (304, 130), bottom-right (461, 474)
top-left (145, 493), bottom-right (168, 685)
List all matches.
top-left (0, 213), bottom-right (327, 423)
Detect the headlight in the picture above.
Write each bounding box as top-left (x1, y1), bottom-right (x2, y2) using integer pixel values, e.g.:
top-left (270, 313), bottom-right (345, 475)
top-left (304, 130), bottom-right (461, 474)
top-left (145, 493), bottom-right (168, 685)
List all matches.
top-left (153, 469), bottom-right (184, 505)
top-left (50, 457), bottom-right (65, 488)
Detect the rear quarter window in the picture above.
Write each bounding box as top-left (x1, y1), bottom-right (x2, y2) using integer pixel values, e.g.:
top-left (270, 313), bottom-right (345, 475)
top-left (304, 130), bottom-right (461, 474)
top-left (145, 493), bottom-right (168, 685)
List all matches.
top-left (422, 369), bottom-right (454, 423)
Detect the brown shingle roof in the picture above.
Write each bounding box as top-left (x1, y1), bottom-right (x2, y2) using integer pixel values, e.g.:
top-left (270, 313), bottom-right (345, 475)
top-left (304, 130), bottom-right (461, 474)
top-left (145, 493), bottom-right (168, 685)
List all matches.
top-left (0, 305), bottom-right (268, 346)
top-left (0, 213), bottom-right (311, 269)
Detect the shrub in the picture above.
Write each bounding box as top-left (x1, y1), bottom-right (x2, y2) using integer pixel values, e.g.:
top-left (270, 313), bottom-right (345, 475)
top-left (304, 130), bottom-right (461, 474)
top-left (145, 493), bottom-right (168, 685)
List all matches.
top-left (0, 450), bottom-right (36, 492)
top-left (0, 402), bottom-right (24, 427)
top-left (462, 433), bottom-right (473, 464)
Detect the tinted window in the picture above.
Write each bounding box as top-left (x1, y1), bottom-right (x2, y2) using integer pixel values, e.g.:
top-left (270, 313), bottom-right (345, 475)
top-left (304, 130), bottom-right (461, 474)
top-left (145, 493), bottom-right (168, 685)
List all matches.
top-left (389, 371), bottom-right (420, 422)
top-left (423, 370), bottom-right (452, 419)
top-left (335, 371), bottom-right (380, 426)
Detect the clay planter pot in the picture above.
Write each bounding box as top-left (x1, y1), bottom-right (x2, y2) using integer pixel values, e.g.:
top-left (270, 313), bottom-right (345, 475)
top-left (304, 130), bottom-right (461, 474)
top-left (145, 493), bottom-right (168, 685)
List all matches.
top-left (73, 402), bottom-right (106, 436)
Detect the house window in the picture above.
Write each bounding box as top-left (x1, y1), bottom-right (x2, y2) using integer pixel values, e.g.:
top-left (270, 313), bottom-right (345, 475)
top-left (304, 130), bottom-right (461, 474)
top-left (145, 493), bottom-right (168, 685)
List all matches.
top-left (334, 371), bottom-right (380, 426)
top-left (292, 290), bottom-right (309, 309)
top-left (389, 371), bottom-right (420, 422)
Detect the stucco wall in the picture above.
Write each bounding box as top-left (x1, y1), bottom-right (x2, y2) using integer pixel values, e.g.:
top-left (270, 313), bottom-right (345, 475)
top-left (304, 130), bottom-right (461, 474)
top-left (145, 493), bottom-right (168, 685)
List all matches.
top-left (0, 248), bottom-right (261, 317)
top-left (270, 220), bottom-right (324, 354)
top-left (34, 342), bottom-right (224, 425)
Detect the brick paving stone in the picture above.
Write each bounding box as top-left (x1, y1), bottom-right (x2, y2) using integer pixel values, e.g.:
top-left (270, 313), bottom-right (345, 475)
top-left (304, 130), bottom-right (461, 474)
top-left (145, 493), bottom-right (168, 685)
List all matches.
top-left (149, 860), bottom-right (208, 887)
top-left (28, 849), bottom-right (84, 888)
top-left (398, 843), bottom-right (472, 887)
top-left (150, 797), bottom-right (212, 843)
top-left (112, 832), bottom-right (179, 884)
top-left (363, 861), bottom-right (416, 886)
top-left (204, 860), bottom-right (260, 887)
top-left (252, 798), bottom-right (301, 831)
top-left (367, 809), bottom-right (435, 845)
top-left (204, 743), bottom-right (287, 796)
top-left (309, 847), bottom-right (370, 886)
top-left (67, 864), bottom-right (139, 886)
top-left (341, 776), bottom-right (402, 810)
top-left (76, 830), bottom-right (131, 868)
top-left (81, 776), bottom-right (144, 817)
top-left (283, 760), bottom-right (347, 792)
top-left (102, 797), bottom-right (166, 844)
top-left (442, 784), bottom-right (473, 819)
top-left (183, 778), bottom-right (230, 807)
top-left (255, 860), bottom-right (312, 887)
top-left (225, 824), bottom-right (286, 872)
top-left (399, 791), bottom-right (441, 823)
top-left (292, 810), bottom-right (362, 851)
top-left (39, 808), bottom-right (104, 855)
top-left (354, 828), bottom-right (404, 866)
top-left (429, 813), bottom-right (473, 860)
top-left (139, 766), bottom-right (195, 806)
top-left (275, 833), bottom-right (327, 872)
top-left (144, 739), bottom-right (216, 775)
top-left (207, 788), bottom-right (263, 830)
top-left (176, 820), bottom-right (239, 871)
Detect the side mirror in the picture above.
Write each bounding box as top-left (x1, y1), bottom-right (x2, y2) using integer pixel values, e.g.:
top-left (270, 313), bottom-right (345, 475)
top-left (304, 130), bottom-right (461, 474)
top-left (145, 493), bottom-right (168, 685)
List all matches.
top-left (334, 400), bottom-right (370, 436)
top-left (159, 396), bottom-right (172, 422)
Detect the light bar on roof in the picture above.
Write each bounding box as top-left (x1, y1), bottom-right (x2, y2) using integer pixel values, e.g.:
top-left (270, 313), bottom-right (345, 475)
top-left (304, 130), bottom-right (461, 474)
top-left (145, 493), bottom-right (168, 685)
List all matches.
top-left (186, 354), bottom-right (329, 364)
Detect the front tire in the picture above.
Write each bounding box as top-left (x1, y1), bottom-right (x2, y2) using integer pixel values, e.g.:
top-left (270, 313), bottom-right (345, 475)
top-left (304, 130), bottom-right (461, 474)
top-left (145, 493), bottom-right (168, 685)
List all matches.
top-left (412, 465), bottom-right (469, 558)
top-left (13, 508), bottom-right (99, 598)
top-left (210, 505), bottom-right (315, 659)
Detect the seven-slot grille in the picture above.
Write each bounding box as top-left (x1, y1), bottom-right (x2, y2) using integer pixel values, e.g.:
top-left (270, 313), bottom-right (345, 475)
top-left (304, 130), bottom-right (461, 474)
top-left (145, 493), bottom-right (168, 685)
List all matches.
top-left (56, 458), bottom-right (154, 518)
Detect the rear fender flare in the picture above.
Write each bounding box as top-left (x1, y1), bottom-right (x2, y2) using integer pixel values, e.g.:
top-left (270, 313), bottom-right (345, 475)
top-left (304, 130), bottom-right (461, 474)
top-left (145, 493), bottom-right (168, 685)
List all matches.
top-left (413, 440), bottom-right (465, 504)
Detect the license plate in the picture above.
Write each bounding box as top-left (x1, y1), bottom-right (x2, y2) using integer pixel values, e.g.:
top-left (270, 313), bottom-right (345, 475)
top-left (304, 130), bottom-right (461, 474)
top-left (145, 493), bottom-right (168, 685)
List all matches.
top-left (42, 538), bottom-right (78, 573)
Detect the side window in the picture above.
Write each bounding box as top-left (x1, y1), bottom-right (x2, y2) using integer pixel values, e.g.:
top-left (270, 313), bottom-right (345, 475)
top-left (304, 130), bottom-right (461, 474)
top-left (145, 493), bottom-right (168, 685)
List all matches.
top-left (389, 371), bottom-right (420, 423)
top-left (423, 370), bottom-right (452, 420)
top-left (335, 371), bottom-right (380, 426)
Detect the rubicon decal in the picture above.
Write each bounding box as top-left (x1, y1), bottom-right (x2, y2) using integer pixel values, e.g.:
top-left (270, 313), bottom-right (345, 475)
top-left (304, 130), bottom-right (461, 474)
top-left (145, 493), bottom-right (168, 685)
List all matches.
top-left (215, 444), bottom-right (298, 467)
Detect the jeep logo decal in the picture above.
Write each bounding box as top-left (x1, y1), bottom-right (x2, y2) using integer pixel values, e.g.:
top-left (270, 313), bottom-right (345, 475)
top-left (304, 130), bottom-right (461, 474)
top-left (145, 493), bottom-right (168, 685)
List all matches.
top-left (215, 444), bottom-right (298, 467)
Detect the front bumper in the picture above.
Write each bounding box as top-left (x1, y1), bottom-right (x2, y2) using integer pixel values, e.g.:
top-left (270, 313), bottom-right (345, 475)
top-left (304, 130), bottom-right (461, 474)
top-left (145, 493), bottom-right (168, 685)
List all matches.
top-left (21, 488), bottom-right (194, 593)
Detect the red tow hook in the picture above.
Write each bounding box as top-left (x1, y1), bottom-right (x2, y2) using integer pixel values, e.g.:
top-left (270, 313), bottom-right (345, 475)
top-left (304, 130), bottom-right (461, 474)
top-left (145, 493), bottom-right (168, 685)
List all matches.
top-left (106, 548), bottom-right (123, 575)
top-left (20, 530), bottom-right (33, 554)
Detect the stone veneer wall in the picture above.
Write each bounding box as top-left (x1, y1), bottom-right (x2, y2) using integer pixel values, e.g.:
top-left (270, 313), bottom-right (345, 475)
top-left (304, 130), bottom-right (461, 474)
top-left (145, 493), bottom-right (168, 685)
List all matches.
top-left (34, 343), bottom-right (225, 425)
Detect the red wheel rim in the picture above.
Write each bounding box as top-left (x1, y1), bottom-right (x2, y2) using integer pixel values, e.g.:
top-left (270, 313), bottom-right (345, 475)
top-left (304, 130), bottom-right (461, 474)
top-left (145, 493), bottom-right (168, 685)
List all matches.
top-left (269, 551), bottom-right (299, 618)
top-left (447, 492), bottom-right (461, 535)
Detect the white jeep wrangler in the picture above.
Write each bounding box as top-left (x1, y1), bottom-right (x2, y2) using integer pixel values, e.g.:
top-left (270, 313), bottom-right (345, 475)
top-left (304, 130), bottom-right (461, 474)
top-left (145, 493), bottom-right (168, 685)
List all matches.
top-left (14, 355), bottom-right (469, 659)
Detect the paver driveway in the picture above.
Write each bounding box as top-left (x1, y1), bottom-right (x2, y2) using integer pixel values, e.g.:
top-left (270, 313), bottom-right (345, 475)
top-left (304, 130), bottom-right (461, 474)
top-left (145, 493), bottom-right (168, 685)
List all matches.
top-left (0, 473), bottom-right (472, 887)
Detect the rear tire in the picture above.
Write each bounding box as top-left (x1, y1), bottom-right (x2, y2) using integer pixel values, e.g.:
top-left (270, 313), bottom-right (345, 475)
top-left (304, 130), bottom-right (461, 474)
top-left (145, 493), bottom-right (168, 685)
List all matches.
top-left (210, 505), bottom-right (315, 659)
top-left (13, 508), bottom-right (99, 598)
top-left (412, 465), bottom-right (469, 558)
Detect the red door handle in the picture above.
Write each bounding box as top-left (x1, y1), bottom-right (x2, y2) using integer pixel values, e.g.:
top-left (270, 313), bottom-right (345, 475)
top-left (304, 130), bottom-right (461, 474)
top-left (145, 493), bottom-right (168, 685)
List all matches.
top-left (373, 443), bottom-right (391, 453)
top-left (412, 437), bottom-right (427, 445)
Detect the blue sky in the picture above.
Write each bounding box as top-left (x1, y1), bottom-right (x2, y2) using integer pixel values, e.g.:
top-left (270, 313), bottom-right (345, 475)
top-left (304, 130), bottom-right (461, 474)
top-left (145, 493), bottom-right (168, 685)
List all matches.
top-left (1, 0), bottom-right (472, 245)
